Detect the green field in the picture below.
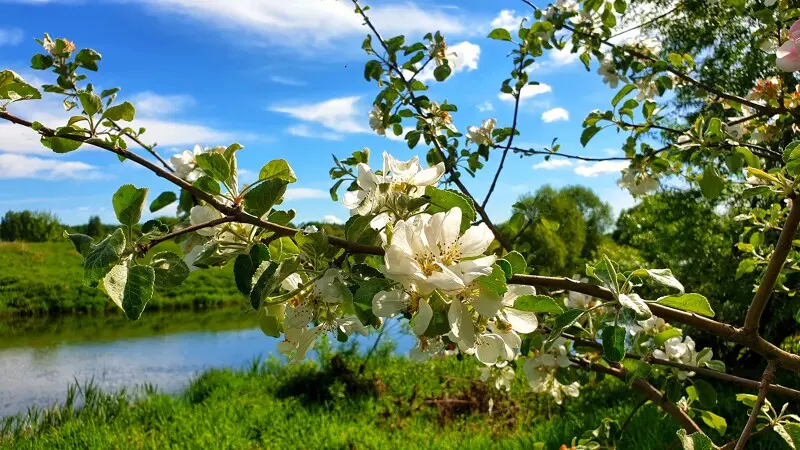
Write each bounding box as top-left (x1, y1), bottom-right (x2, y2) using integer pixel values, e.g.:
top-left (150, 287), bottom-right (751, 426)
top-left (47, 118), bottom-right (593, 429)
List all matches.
top-left (0, 241), bottom-right (242, 316)
top-left (1, 341), bottom-right (788, 450)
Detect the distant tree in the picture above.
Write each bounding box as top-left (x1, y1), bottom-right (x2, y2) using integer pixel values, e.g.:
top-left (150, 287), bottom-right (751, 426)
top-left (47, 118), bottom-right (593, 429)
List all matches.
top-left (0, 210), bottom-right (62, 242)
top-left (86, 215), bottom-right (103, 238)
top-left (503, 185), bottom-right (612, 276)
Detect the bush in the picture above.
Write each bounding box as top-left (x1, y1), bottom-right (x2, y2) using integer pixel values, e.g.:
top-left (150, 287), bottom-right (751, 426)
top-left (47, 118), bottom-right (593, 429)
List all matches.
top-left (0, 210), bottom-right (62, 242)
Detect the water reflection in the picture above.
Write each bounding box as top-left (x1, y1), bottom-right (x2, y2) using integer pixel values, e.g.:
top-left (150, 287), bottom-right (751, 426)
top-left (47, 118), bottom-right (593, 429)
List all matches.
top-left (0, 309), bottom-right (413, 417)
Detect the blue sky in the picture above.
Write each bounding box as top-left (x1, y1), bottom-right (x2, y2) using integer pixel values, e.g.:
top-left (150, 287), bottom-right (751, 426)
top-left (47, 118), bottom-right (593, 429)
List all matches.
top-left (0, 0), bottom-right (639, 226)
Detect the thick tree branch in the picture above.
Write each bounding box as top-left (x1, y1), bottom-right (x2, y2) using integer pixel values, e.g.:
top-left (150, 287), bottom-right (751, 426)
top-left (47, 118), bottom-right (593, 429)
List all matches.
top-left (562, 332), bottom-right (800, 401)
top-left (733, 361), bottom-right (777, 450)
top-left (0, 110), bottom-right (383, 256)
top-left (510, 274), bottom-right (800, 372)
top-left (572, 357), bottom-right (702, 434)
top-left (743, 197), bottom-right (800, 334)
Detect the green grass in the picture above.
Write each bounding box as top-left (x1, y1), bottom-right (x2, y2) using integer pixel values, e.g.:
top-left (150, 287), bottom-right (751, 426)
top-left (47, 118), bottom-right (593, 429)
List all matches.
top-left (0, 241), bottom-right (242, 316)
top-left (1, 341), bottom-right (789, 450)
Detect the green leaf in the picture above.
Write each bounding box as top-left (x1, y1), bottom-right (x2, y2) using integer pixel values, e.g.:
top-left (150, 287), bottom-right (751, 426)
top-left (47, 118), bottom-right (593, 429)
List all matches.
top-left (601, 325), bottom-right (626, 362)
top-left (268, 236), bottom-right (300, 262)
top-left (612, 84), bottom-right (637, 108)
top-left (259, 159), bottom-right (297, 183)
top-left (149, 191), bottom-right (177, 213)
top-left (77, 91), bottom-right (102, 116)
top-left (244, 179), bottom-right (287, 217)
top-left (141, 219), bottom-right (169, 236)
top-left (619, 293), bottom-right (652, 320)
top-left (259, 307), bottom-right (282, 338)
top-left (513, 294), bottom-right (564, 314)
top-left (676, 430), bottom-right (718, 450)
top-left (354, 278), bottom-right (394, 328)
top-left (103, 101), bottom-right (136, 121)
top-left (195, 152), bottom-right (231, 182)
top-left (84, 228), bottom-right (126, 285)
top-left (699, 165), bottom-right (724, 199)
top-left (497, 259), bottom-right (512, 279)
top-left (233, 244), bottom-right (270, 296)
top-left (655, 293), bottom-right (715, 317)
top-left (112, 184), bottom-right (148, 227)
top-left (344, 214), bottom-right (380, 246)
top-left (193, 175), bottom-right (221, 196)
top-left (425, 186), bottom-right (477, 232)
top-left (631, 268), bottom-right (684, 293)
top-left (150, 251), bottom-right (190, 288)
top-left (487, 28), bottom-right (513, 41)
top-left (699, 410), bottom-right (726, 437)
top-left (64, 231), bottom-right (93, 257)
top-left (103, 263), bottom-right (155, 321)
top-left (504, 251), bottom-right (527, 275)
top-left (622, 359), bottom-right (652, 386)
top-left (693, 380), bottom-right (717, 409)
top-left (250, 257), bottom-right (300, 309)
top-left (0, 70), bottom-right (41, 102)
top-left (31, 54), bottom-right (54, 70)
top-left (775, 423), bottom-right (800, 449)
top-left (654, 328), bottom-right (682, 347)
top-left (433, 64), bottom-right (451, 82)
top-left (580, 126), bottom-right (601, 147)
top-left (41, 135), bottom-right (82, 153)
top-left (74, 48), bottom-right (101, 71)
top-left (736, 259), bottom-right (757, 279)
top-left (476, 265), bottom-right (508, 295)
top-left (546, 309), bottom-right (584, 349)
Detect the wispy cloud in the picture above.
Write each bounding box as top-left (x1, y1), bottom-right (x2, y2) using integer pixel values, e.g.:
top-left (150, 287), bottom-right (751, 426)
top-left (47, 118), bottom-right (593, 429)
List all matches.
top-left (0, 27), bottom-right (23, 46)
top-left (284, 187), bottom-right (328, 201)
top-left (138, 0), bottom-right (467, 51)
top-left (477, 101), bottom-right (494, 112)
top-left (287, 124), bottom-right (343, 141)
top-left (270, 96), bottom-right (367, 135)
top-left (532, 159), bottom-right (572, 170)
top-left (490, 10), bottom-right (527, 32)
top-left (131, 92), bottom-right (196, 117)
top-left (573, 160), bottom-right (629, 177)
top-left (541, 107), bottom-right (569, 123)
top-left (498, 83), bottom-right (552, 103)
top-left (269, 75), bottom-right (305, 86)
top-left (0, 153), bottom-right (105, 180)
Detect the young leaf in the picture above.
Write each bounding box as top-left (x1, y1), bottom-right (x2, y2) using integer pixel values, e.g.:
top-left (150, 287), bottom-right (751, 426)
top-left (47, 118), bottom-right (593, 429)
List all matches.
top-left (425, 186), bottom-right (476, 232)
top-left (487, 28), bottom-right (513, 41)
top-left (233, 244), bottom-right (270, 296)
top-left (64, 231), bottom-right (93, 257)
top-left (103, 263), bottom-right (155, 321)
top-left (580, 126), bottom-right (601, 147)
top-left (112, 184), bottom-right (148, 227)
top-left (655, 293), bottom-right (715, 317)
top-left (259, 159), bottom-right (297, 183)
top-left (150, 251), bottom-right (190, 288)
top-left (195, 152), bottom-right (231, 182)
top-left (476, 265), bottom-right (508, 296)
top-left (504, 250), bottom-right (527, 275)
top-left (612, 84), bottom-right (637, 108)
top-left (631, 268), bottom-right (684, 293)
top-left (546, 309), bottom-right (584, 349)
top-left (693, 379), bottom-right (717, 409)
top-left (675, 429), bottom-right (718, 450)
top-left (354, 278), bottom-right (394, 328)
top-left (149, 191), bottom-right (177, 213)
top-left (654, 328), bottom-right (682, 347)
top-left (619, 293), bottom-right (652, 320)
top-left (103, 101), bottom-right (136, 121)
top-left (41, 135), bottom-right (82, 153)
top-left (601, 325), bottom-right (626, 362)
top-left (84, 228), bottom-right (126, 285)
top-left (244, 179), bottom-right (287, 217)
top-left (699, 410), bottom-right (726, 437)
top-left (513, 294), bottom-right (564, 314)
top-left (268, 236), bottom-right (300, 262)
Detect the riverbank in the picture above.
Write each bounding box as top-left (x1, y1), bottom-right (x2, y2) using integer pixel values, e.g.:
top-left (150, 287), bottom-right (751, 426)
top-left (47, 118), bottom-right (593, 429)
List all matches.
top-left (0, 241), bottom-right (241, 316)
top-left (0, 342), bottom-right (701, 450)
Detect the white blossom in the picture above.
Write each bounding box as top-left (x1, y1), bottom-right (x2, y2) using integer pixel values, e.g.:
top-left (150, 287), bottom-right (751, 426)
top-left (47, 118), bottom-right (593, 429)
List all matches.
top-left (618, 169), bottom-right (660, 197)
top-left (597, 57), bottom-right (626, 89)
top-left (190, 205), bottom-right (223, 236)
top-left (479, 363), bottom-right (516, 391)
top-left (565, 275), bottom-right (599, 310)
top-left (467, 118), bottom-right (496, 146)
top-left (368, 105), bottom-right (386, 136)
top-left (313, 268), bottom-right (349, 303)
top-left (653, 336), bottom-right (696, 379)
top-left (523, 338), bottom-right (578, 404)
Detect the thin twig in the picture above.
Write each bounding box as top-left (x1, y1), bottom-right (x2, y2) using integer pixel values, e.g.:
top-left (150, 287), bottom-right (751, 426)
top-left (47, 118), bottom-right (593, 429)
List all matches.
top-left (609, 4), bottom-right (681, 39)
top-left (743, 197), bottom-right (800, 334)
top-left (619, 398), bottom-right (648, 440)
top-left (733, 360), bottom-right (777, 450)
top-left (353, 0), bottom-right (513, 251)
top-left (138, 216), bottom-right (237, 253)
top-left (110, 120), bottom-right (174, 173)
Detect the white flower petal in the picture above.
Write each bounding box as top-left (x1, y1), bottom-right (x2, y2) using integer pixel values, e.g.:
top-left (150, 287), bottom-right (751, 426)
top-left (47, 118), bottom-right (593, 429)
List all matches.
top-left (457, 223), bottom-right (494, 257)
top-left (413, 298), bottom-right (433, 336)
top-left (472, 290), bottom-right (502, 317)
top-left (504, 308), bottom-right (538, 334)
top-left (410, 163), bottom-right (445, 186)
top-left (372, 289), bottom-right (410, 317)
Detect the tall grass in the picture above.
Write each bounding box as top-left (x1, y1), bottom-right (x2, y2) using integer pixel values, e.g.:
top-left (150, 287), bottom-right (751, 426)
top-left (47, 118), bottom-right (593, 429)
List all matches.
top-left (2, 340), bottom-right (789, 450)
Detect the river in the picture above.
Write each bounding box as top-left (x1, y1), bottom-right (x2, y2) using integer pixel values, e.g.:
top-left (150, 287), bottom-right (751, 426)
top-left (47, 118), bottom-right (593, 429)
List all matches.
top-left (0, 308), bottom-right (413, 418)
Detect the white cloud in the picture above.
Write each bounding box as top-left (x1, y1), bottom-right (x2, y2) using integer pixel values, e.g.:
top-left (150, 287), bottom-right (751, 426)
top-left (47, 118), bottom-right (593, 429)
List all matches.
top-left (269, 75), bottom-right (305, 86)
top-left (416, 41), bottom-right (480, 83)
top-left (286, 124), bottom-right (343, 141)
top-left (323, 215), bottom-right (344, 225)
top-left (477, 101), bottom-right (494, 112)
top-left (541, 107), bottom-right (569, 123)
top-left (0, 153), bottom-right (104, 179)
top-left (532, 159), bottom-right (572, 170)
top-left (284, 187), bottom-right (327, 201)
top-left (270, 96), bottom-right (367, 134)
top-left (498, 83), bottom-right (552, 103)
top-left (131, 92), bottom-right (195, 117)
top-left (0, 28), bottom-right (23, 46)
top-left (490, 10), bottom-right (527, 32)
top-left (573, 160), bottom-right (629, 177)
top-left (139, 0), bottom-right (466, 51)
top-left (526, 44), bottom-right (580, 74)
top-left (603, 148), bottom-right (621, 156)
